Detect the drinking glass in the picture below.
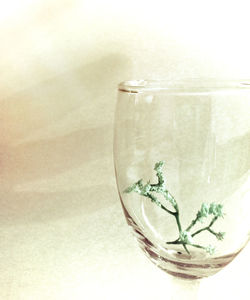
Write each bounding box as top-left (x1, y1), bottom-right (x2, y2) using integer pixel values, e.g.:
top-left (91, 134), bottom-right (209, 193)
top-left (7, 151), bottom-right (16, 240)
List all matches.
top-left (113, 79), bottom-right (250, 280)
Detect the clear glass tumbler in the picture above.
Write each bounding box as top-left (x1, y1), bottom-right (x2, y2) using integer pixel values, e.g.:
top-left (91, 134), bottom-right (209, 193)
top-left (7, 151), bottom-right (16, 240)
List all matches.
top-left (113, 79), bottom-right (250, 280)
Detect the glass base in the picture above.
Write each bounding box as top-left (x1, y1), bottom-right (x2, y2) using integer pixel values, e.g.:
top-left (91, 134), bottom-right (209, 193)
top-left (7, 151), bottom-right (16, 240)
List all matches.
top-left (122, 202), bottom-right (243, 280)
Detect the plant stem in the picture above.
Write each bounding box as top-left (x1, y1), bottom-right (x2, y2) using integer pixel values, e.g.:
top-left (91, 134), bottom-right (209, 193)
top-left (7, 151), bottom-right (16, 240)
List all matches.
top-left (183, 244), bottom-right (190, 254)
top-left (185, 215), bottom-right (199, 232)
top-left (192, 227), bottom-right (208, 237)
top-left (166, 241), bottom-right (206, 251)
top-left (174, 212), bottom-right (182, 233)
top-left (173, 211), bottom-right (191, 254)
top-left (166, 238), bottom-right (180, 245)
top-left (192, 216), bottom-right (218, 237)
top-left (209, 215), bottom-right (219, 227)
top-left (147, 193), bottom-right (176, 216)
top-left (189, 244), bottom-right (206, 250)
top-left (161, 204), bottom-right (176, 216)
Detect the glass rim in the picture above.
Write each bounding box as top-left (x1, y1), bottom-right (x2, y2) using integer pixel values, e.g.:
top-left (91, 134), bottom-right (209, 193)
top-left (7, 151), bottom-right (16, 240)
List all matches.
top-left (118, 79), bottom-right (250, 93)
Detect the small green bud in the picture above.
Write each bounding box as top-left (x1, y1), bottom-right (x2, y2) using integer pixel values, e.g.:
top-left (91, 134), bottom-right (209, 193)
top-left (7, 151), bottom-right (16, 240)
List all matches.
top-left (197, 203), bottom-right (210, 222)
top-left (124, 184), bottom-right (136, 194)
top-left (205, 245), bottom-right (215, 255)
top-left (136, 179), bottom-right (144, 189)
top-left (141, 182), bottom-right (151, 194)
top-left (148, 193), bottom-right (162, 208)
top-left (163, 191), bottom-right (176, 207)
top-left (123, 179), bottom-right (143, 194)
top-left (216, 232), bottom-right (225, 241)
top-left (180, 231), bottom-right (193, 245)
top-left (154, 161), bottom-right (165, 172)
top-left (209, 203), bottom-right (224, 217)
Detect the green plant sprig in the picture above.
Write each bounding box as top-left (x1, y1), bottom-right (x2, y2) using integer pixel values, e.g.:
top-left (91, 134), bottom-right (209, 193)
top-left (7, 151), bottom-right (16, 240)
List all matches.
top-left (124, 161), bottom-right (225, 255)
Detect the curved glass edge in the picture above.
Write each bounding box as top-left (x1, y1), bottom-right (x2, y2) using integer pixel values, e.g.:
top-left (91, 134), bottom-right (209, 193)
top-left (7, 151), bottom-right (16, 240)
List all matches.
top-left (118, 79), bottom-right (250, 93)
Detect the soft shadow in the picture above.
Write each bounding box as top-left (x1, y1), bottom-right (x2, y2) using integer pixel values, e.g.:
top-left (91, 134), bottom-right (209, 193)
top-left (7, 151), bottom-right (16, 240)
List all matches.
top-left (0, 53), bottom-right (129, 226)
top-left (0, 53), bottom-right (131, 187)
top-left (0, 125), bottom-right (112, 186)
top-left (0, 184), bottom-right (117, 226)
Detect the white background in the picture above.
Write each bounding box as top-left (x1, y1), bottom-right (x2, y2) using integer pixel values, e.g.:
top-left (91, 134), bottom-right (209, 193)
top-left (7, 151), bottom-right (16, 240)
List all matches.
top-left (0, 1), bottom-right (249, 299)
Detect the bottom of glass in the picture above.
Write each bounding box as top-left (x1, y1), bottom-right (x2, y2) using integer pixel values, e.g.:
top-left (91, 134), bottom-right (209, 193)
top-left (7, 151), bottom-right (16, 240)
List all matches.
top-left (140, 241), bottom-right (239, 280)
top-left (121, 202), bottom-right (243, 280)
